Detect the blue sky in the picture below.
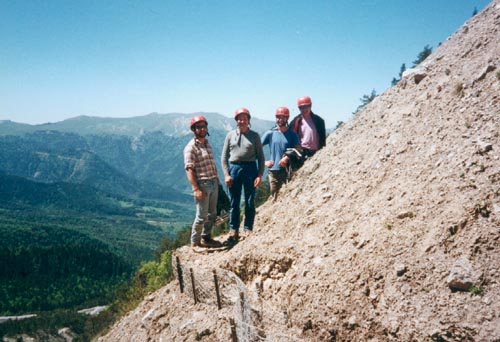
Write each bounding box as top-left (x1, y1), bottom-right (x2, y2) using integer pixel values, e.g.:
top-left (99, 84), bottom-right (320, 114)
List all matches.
top-left (1, 0), bottom-right (491, 128)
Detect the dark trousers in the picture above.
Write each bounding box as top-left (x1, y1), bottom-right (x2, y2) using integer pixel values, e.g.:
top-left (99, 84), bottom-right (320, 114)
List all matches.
top-left (228, 162), bottom-right (258, 231)
top-left (268, 169), bottom-right (287, 201)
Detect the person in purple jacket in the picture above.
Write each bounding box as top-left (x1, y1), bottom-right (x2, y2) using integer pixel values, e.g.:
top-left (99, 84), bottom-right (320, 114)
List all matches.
top-left (290, 95), bottom-right (326, 158)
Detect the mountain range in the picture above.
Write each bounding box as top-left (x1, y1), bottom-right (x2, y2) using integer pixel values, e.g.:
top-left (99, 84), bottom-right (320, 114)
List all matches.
top-left (0, 111), bottom-right (275, 316)
top-left (0, 112), bottom-right (275, 193)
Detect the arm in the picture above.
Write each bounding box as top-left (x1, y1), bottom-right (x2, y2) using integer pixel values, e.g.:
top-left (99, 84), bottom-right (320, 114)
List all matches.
top-left (221, 133), bottom-right (233, 187)
top-left (289, 115), bottom-right (300, 135)
top-left (254, 133), bottom-right (265, 187)
top-left (315, 114), bottom-right (327, 149)
top-left (185, 167), bottom-right (203, 200)
top-left (279, 131), bottom-right (301, 167)
top-left (183, 143), bottom-right (203, 200)
top-left (261, 130), bottom-right (274, 168)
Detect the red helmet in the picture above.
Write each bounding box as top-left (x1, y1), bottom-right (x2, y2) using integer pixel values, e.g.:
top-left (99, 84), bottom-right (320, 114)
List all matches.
top-left (234, 107), bottom-right (251, 120)
top-left (297, 95), bottom-right (312, 107)
top-left (275, 106), bottom-right (290, 117)
top-left (190, 115), bottom-right (208, 130)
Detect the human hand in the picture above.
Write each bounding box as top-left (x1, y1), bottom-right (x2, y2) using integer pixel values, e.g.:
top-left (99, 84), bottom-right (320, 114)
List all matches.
top-left (225, 175), bottom-right (233, 188)
top-left (265, 160), bottom-right (274, 168)
top-left (193, 189), bottom-right (203, 200)
top-left (278, 155), bottom-right (289, 167)
top-left (254, 176), bottom-right (262, 187)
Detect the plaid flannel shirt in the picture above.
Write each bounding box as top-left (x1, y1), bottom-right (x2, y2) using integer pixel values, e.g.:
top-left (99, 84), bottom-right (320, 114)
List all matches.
top-left (183, 138), bottom-right (218, 180)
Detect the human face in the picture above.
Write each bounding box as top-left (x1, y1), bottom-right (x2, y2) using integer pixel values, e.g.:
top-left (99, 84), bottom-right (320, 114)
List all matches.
top-left (275, 115), bottom-right (288, 127)
top-left (299, 105), bottom-right (311, 116)
top-left (194, 124), bottom-right (207, 138)
top-left (236, 114), bottom-right (250, 132)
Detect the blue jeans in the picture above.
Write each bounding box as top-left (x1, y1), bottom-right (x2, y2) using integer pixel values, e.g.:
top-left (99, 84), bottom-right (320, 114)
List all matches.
top-left (191, 178), bottom-right (218, 245)
top-left (228, 162), bottom-right (258, 232)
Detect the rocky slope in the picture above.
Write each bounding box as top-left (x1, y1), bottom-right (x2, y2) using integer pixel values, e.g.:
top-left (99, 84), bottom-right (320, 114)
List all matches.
top-left (100, 1), bottom-right (500, 341)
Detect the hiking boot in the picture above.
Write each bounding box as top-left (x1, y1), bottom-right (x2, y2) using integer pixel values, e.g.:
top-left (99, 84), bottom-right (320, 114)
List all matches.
top-left (243, 229), bottom-right (253, 237)
top-left (223, 235), bottom-right (238, 247)
top-left (191, 244), bottom-right (206, 253)
top-left (229, 229), bottom-right (239, 238)
top-left (201, 237), bottom-right (222, 247)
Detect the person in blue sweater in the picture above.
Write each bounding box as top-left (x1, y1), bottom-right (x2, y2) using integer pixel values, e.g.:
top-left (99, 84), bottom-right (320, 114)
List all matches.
top-left (261, 106), bottom-right (300, 201)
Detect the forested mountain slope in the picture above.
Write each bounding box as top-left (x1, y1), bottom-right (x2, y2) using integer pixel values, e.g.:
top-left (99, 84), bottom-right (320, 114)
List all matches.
top-left (0, 113), bottom-right (274, 193)
top-left (0, 172), bottom-right (191, 315)
top-left (0, 130), bottom-right (190, 200)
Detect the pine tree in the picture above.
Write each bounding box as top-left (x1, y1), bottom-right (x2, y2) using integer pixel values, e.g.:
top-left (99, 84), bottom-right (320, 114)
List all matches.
top-left (391, 63), bottom-right (406, 86)
top-left (399, 63), bottom-right (406, 79)
top-left (412, 45), bottom-right (432, 66)
top-left (353, 89), bottom-right (377, 114)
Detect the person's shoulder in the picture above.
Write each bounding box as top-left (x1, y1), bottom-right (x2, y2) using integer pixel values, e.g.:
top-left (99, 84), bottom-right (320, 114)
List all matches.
top-left (184, 137), bottom-right (195, 146)
top-left (225, 129), bottom-right (237, 138)
top-left (183, 138), bottom-right (195, 151)
top-left (285, 128), bottom-right (299, 137)
top-left (261, 129), bottom-right (272, 138)
top-left (249, 129), bottom-right (262, 138)
top-left (289, 114), bottom-right (301, 127)
top-left (265, 126), bottom-right (279, 133)
top-left (312, 112), bottom-right (325, 122)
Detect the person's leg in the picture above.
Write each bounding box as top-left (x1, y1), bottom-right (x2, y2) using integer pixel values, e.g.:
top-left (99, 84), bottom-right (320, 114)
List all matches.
top-left (268, 171), bottom-right (279, 201)
top-left (201, 179), bottom-right (218, 240)
top-left (191, 183), bottom-right (210, 246)
top-left (242, 164), bottom-right (258, 231)
top-left (228, 164), bottom-right (242, 233)
top-left (273, 169), bottom-right (287, 200)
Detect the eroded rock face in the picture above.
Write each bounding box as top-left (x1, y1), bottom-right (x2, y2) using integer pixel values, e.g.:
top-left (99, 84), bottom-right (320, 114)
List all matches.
top-left (101, 1), bottom-right (500, 341)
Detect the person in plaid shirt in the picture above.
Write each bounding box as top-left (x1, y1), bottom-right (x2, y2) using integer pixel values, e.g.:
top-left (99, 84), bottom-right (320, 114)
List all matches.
top-left (184, 115), bottom-right (221, 252)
